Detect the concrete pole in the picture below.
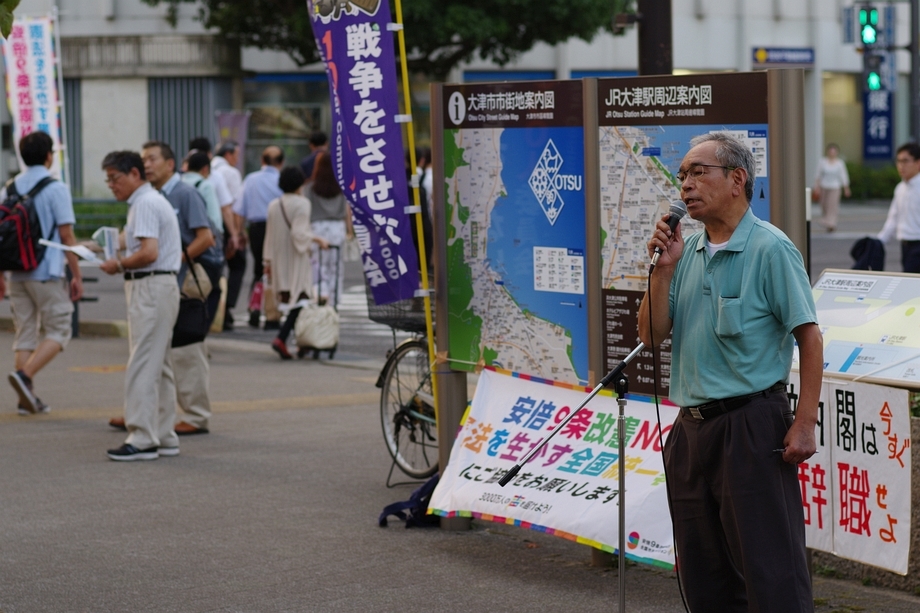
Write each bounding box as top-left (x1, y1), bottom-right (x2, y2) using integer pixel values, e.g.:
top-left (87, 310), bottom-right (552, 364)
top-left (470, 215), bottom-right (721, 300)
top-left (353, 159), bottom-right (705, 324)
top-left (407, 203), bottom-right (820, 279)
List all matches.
top-left (912, 0), bottom-right (920, 142)
top-left (637, 0), bottom-right (673, 75)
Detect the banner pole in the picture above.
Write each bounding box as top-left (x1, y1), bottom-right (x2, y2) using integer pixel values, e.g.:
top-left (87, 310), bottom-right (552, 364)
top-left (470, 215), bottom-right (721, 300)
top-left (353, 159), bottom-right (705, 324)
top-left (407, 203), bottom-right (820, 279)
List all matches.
top-left (51, 6), bottom-right (70, 188)
top-left (391, 0), bottom-right (438, 423)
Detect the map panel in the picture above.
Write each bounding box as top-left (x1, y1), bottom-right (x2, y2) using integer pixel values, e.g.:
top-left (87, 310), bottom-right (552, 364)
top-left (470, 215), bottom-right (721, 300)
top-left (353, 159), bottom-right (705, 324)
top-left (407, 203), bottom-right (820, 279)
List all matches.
top-left (593, 72), bottom-right (770, 397)
top-left (442, 81), bottom-right (588, 386)
top-left (800, 269), bottom-right (920, 387)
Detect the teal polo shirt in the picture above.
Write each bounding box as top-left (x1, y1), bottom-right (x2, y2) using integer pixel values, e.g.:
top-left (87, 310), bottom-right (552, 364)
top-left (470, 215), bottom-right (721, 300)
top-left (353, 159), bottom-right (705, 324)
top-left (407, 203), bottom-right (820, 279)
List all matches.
top-left (667, 209), bottom-right (817, 407)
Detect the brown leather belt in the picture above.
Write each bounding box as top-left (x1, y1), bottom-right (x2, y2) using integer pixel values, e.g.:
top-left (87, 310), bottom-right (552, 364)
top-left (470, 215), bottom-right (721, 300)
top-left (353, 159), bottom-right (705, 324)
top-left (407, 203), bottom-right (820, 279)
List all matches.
top-left (683, 381), bottom-right (786, 420)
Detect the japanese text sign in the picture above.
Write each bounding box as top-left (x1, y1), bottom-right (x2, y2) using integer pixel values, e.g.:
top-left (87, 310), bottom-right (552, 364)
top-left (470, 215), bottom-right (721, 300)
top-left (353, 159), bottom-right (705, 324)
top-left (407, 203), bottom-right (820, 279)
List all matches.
top-left (1, 17), bottom-right (63, 179)
top-left (790, 373), bottom-right (911, 574)
top-left (307, 0), bottom-right (419, 304)
top-left (430, 368), bottom-right (680, 568)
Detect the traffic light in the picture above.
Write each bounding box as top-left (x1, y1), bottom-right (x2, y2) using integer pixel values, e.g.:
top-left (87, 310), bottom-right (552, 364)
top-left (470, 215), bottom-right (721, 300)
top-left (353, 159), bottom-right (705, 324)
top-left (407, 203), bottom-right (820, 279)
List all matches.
top-left (864, 51), bottom-right (883, 91)
top-left (859, 4), bottom-right (879, 47)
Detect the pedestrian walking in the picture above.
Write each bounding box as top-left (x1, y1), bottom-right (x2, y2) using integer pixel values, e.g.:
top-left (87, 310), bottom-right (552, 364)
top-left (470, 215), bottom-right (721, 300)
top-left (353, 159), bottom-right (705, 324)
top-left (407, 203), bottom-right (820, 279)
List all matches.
top-left (305, 152), bottom-right (351, 308)
top-left (235, 146), bottom-right (284, 328)
top-left (3, 131), bottom-right (83, 414)
top-left (813, 143), bottom-right (850, 232)
top-left (212, 141), bottom-right (245, 330)
top-left (878, 143), bottom-right (920, 273)
top-left (264, 166), bottom-right (328, 359)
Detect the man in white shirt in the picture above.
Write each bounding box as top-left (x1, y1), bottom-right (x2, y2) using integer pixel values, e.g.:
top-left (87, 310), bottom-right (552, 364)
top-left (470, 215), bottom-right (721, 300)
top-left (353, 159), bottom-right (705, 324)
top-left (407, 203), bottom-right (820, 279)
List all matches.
top-left (878, 143), bottom-right (920, 272)
top-left (211, 141), bottom-right (246, 330)
top-left (100, 151), bottom-right (182, 461)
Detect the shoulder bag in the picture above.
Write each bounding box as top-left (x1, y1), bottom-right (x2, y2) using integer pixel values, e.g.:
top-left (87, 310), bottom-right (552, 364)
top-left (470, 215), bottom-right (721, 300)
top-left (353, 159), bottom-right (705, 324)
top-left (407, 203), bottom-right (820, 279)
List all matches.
top-left (172, 245), bottom-right (211, 348)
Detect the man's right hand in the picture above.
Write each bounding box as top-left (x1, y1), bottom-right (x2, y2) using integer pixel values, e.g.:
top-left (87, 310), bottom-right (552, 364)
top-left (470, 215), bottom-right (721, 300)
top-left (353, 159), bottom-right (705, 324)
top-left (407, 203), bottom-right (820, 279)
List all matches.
top-left (100, 259), bottom-right (120, 276)
top-left (647, 214), bottom-right (684, 269)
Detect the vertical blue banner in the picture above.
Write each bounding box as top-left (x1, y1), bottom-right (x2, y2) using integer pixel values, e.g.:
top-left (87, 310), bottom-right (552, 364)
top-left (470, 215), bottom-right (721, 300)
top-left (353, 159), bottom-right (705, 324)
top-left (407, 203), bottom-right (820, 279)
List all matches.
top-left (863, 90), bottom-right (893, 161)
top-left (307, 0), bottom-right (419, 304)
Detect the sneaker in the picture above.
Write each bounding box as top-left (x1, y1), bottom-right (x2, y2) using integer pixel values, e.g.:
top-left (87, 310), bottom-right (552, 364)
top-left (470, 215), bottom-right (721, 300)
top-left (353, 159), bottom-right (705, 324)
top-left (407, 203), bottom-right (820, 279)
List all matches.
top-left (271, 338), bottom-right (293, 360)
top-left (17, 398), bottom-right (49, 416)
top-left (9, 370), bottom-right (38, 414)
top-left (106, 443), bottom-right (159, 461)
top-left (158, 446), bottom-right (180, 457)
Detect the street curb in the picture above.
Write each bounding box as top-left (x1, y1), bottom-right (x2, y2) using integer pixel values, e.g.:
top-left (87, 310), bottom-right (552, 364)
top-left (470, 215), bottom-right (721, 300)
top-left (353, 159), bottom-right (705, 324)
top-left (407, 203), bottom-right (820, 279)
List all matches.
top-left (0, 316), bottom-right (128, 338)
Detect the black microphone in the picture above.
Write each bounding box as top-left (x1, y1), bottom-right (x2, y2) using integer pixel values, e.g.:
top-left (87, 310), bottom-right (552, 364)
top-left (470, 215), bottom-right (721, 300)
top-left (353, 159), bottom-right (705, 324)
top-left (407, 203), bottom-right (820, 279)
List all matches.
top-left (649, 200), bottom-right (688, 272)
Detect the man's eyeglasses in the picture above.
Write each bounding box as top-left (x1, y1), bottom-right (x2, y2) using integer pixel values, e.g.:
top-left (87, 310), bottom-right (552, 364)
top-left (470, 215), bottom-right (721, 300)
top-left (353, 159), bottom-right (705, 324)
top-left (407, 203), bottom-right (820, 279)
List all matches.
top-left (105, 172), bottom-right (126, 185)
top-left (676, 164), bottom-right (737, 184)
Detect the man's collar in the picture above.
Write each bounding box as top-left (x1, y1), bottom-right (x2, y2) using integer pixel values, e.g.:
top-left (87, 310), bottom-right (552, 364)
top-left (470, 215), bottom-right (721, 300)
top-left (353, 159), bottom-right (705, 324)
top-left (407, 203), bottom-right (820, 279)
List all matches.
top-left (160, 172), bottom-right (181, 195)
top-left (261, 165), bottom-right (280, 174)
top-left (698, 208), bottom-right (756, 252)
top-left (127, 182), bottom-right (154, 205)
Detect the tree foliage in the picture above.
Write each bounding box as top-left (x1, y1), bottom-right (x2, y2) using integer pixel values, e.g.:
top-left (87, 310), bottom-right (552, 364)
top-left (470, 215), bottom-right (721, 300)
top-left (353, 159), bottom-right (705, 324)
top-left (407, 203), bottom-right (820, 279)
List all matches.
top-left (142, 0), bottom-right (632, 79)
top-left (0, 0), bottom-right (21, 39)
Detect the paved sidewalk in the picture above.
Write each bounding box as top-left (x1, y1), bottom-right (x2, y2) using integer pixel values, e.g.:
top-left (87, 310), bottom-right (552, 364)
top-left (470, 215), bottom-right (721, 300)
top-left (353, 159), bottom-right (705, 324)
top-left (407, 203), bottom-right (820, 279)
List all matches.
top-left (0, 334), bottom-right (917, 612)
top-left (0, 200), bottom-right (915, 611)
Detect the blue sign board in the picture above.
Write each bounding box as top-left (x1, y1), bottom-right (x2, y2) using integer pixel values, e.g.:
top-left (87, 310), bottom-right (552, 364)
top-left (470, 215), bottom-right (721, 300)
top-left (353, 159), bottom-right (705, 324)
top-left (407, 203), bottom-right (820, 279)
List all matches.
top-left (751, 47), bottom-right (815, 67)
top-left (864, 90), bottom-right (893, 160)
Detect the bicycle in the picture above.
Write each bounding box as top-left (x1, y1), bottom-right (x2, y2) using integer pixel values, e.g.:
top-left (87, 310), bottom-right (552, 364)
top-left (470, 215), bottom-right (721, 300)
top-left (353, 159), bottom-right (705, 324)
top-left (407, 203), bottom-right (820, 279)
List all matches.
top-left (367, 288), bottom-right (438, 484)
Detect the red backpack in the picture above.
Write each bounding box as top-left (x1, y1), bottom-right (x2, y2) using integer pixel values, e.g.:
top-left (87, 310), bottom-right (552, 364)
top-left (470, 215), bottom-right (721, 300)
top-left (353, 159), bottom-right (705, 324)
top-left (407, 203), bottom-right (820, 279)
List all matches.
top-left (0, 176), bottom-right (55, 271)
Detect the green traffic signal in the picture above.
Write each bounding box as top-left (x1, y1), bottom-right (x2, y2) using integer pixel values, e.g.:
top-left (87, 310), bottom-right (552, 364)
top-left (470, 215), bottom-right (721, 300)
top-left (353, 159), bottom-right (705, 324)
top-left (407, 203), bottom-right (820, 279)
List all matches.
top-left (867, 71), bottom-right (882, 91)
top-left (859, 6), bottom-right (879, 46)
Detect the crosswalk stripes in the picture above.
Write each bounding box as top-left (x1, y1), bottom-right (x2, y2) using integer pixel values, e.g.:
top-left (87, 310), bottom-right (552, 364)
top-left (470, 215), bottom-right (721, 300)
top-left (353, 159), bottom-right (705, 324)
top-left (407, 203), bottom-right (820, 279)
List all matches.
top-left (338, 285), bottom-right (417, 340)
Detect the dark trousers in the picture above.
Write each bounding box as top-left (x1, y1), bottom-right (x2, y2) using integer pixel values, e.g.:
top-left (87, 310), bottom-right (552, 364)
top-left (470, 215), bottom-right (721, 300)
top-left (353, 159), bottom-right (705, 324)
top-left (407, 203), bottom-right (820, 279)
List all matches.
top-left (203, 262), bottom-right (222, 329)
top-left (248, 221), bottom-right (266, 303)
top-left (224, 229), bottom-right (246, 312)
top-left (664, 390), bottom-right (812, 613)
top-left (277, 306), bottom-right (302, 344)
top-left (901, 240), bottom-right (920, 273)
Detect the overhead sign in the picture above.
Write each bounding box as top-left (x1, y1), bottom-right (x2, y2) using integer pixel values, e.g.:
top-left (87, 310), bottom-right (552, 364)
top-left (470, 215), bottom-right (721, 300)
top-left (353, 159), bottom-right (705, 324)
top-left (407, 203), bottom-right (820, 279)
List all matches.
top-left (752, 47), bottom-right (815, 68)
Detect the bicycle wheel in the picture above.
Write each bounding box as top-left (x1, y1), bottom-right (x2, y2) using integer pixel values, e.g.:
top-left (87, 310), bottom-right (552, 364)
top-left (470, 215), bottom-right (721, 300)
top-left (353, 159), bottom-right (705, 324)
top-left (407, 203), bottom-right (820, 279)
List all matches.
top-left (380, 338), bottom-right (438, 479)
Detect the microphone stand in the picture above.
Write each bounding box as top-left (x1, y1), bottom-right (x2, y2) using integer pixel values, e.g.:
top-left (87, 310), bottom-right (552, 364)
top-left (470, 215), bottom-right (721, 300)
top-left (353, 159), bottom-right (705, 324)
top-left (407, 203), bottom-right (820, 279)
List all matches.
top-left (498, 341), bottom-right (646, 611)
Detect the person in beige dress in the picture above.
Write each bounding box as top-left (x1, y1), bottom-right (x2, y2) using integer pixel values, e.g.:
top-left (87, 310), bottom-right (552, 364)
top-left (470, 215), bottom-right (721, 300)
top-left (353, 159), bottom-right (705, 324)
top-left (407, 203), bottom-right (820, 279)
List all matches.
top-left (813, 143), bottom-right (851, 232)
top-left (264, 165), bottom-right (328, 359)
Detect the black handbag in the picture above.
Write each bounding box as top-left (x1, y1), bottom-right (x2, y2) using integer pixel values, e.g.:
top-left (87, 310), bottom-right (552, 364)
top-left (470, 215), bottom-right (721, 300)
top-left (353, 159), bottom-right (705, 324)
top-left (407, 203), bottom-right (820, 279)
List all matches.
top-left (172, 245), bottom-right (210, 348)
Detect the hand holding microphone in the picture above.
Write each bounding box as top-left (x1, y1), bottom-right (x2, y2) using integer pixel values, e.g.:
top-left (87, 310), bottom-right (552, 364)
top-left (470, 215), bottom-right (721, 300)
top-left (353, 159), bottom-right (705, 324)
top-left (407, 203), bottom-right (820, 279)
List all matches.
top-left (649, 199), bottom-right (688, 273)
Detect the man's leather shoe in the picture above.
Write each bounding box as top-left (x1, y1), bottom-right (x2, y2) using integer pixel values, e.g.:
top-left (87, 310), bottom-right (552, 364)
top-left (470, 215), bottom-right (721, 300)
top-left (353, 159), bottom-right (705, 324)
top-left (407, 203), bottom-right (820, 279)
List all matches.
top-left (109, 416), bottom-right (127, 431)
top-left (175, 421), bottom-right (209, 435)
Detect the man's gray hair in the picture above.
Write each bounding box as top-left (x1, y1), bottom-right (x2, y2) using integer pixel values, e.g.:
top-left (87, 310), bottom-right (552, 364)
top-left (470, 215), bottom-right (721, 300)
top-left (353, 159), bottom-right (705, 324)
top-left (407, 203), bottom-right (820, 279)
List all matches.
top-left (689, 132), bottom-right (755, 202)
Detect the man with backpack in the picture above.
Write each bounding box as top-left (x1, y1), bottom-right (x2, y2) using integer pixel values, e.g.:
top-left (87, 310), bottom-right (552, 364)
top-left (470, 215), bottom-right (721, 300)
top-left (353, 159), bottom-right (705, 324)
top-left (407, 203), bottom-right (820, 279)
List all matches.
top-left (2, 131), bottom-right (83, 414)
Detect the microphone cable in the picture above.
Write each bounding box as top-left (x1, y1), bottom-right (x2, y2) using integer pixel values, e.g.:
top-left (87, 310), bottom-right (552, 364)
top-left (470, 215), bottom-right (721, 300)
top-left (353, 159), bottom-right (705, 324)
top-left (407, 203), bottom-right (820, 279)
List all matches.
top-left (646, 264), bottom-right (692, 613)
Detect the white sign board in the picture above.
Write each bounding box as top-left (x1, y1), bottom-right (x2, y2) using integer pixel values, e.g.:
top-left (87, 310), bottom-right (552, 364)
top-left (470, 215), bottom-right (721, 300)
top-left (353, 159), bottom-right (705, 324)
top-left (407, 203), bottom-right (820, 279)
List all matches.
top-left (791, 373), bottom-right (911, 574)
top-left (429, 368), bottom-right (680, 568)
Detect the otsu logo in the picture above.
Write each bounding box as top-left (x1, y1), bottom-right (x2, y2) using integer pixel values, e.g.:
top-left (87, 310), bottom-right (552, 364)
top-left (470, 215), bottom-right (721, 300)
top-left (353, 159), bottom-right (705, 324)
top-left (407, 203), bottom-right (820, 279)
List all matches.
top-left (528, 139), bottom-right (582, 226)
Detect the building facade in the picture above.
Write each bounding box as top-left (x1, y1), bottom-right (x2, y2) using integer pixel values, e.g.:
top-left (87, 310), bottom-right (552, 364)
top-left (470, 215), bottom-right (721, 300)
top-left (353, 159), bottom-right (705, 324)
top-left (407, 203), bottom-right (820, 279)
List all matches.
top-left (2, 0), bottom-right (909, 196)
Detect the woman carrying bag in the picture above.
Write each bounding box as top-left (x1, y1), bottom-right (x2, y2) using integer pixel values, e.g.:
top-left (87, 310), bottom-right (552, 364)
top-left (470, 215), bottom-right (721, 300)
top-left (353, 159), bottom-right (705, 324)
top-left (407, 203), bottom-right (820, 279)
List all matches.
top-left (305, 151), bottom-right (353, 309)
top-left (263, 166), bottom-right (328, 360)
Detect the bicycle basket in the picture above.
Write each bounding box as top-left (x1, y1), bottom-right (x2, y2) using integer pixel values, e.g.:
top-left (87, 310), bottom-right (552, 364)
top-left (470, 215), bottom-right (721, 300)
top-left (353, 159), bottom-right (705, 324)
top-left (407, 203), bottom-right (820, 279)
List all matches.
top-left (365, 283), bottom-right (432, 334)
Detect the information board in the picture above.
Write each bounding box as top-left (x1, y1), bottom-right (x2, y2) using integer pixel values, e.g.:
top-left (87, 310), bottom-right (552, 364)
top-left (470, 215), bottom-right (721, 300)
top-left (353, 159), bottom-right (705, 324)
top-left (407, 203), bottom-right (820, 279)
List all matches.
top-left (442, 80), bottom-right (589, 385)
top-left (807, 269), bottom-right (920, 387)
top-left (593, 72), bottom-right (769, 396)
top-left (789, 372), bottom-right (911, 575)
